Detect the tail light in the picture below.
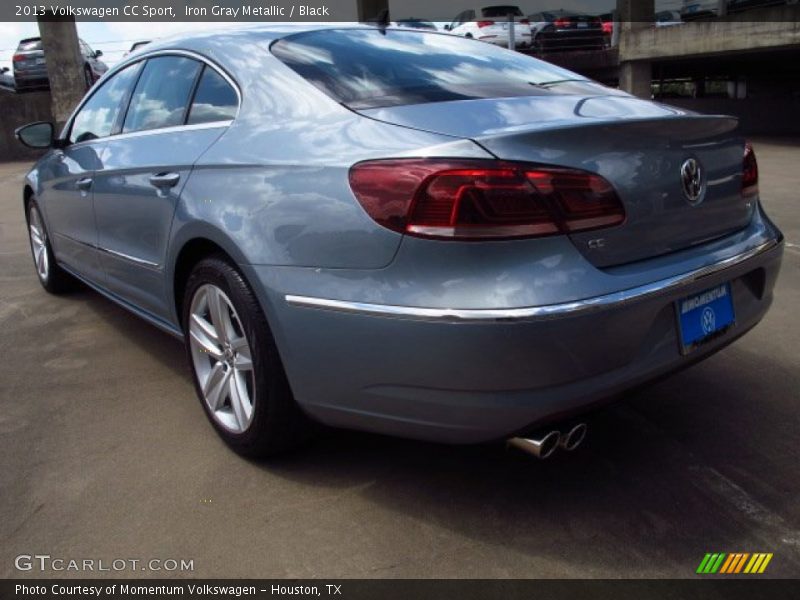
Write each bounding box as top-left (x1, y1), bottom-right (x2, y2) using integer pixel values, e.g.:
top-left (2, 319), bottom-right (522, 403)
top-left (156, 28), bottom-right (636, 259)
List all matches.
top-left (742, 141), bottom-right (758, 198)
top-left (554, 18), bottom-right (571, 28)
top-left (476, 20), bottom-right (494, 28)
top-left (602, 22), bottom-right (613, 34)
top-left (349, 159), bottom-right (625, 240)
top-left (520, 19), bottom-right (530, 24)
top-left (13, 54), bottom-right (24, 62)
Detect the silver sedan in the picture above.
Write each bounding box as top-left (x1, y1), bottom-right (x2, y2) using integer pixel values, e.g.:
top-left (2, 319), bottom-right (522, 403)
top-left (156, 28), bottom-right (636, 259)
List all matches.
top-left (16, 25), bottom-right (783, 458)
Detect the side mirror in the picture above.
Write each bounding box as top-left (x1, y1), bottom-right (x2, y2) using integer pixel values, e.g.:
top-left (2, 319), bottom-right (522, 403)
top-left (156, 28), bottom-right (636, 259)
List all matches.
top-left (94, 50), bottom-right (103, 58)
top-left (15, 121), bottom-right (55, 149)
top-left (1, 67), bottom-right (8, 73)
top-left (444, 24), bottom-right (452, 31)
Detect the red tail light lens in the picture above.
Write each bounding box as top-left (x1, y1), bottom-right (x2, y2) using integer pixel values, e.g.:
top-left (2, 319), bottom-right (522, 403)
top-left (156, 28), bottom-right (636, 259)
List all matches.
top-left (476, 20), bottom-right (495, 28)
top-left (554, 18), bottom-right (571, 28)
top-left (520, 19), bottom-right (530, 24)
top-left (742, 141), bottom-right (758, 198)
top-left (349, 159), bottom-right (625, 240)
top-left (13, 54), bottom-right (25, 62)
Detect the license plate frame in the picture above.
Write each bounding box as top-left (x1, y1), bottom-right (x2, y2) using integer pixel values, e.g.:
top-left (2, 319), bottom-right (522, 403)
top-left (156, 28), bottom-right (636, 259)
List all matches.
top-left (675, 283), bottom-right (735, 354)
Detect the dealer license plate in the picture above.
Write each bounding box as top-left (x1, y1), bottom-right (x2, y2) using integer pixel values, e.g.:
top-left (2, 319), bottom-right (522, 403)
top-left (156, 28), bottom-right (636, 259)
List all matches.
top-left (676, 283), bottom-right (735, 353)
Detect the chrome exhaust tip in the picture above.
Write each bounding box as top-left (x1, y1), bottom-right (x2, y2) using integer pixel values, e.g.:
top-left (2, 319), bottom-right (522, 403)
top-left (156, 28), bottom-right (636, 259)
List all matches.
top-left (507, 431), bottom-right (561, 459)
top-left (559, 423), bottom-right (587, 452)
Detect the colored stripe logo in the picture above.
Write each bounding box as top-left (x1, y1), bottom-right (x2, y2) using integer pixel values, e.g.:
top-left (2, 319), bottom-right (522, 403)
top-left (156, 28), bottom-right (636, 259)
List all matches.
top-left (697, 552), bottom-right (773, 574)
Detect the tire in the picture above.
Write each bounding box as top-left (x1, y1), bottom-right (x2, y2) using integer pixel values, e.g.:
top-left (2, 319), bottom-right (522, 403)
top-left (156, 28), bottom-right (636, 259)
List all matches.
top-left (182, 255), bottom-right (313, 457)
top-left (26, 197), bottom-right (74, 294)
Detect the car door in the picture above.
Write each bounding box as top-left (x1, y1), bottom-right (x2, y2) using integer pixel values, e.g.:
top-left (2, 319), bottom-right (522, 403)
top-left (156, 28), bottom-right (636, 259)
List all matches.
top-left (93, 55), bottom-right (238, 320)
top-left (41, 62), bottom-right (141, 284)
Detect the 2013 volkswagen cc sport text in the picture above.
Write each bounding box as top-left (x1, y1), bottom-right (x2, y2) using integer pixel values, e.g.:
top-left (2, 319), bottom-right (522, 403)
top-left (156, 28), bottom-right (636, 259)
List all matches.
top-left (17, 25), bottom-right (784, 457)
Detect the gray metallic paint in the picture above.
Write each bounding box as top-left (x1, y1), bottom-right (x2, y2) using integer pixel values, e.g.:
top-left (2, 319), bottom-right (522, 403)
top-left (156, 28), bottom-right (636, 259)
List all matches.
top-left (23, 26), bottom-right (784, 444)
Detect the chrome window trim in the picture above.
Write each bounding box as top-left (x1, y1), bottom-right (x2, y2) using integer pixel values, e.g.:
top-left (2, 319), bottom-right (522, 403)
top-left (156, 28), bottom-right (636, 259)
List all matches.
top-left (61, 48), bottom-right (241, 148)
top-left (285, 239), bottom-right (780, 323)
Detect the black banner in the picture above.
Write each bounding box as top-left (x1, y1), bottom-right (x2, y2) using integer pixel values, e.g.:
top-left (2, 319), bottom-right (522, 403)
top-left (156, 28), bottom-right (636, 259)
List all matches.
top-left (3, 0), bottom-right (800, 22)
top-left (2, 580), bottom-right (800, 600)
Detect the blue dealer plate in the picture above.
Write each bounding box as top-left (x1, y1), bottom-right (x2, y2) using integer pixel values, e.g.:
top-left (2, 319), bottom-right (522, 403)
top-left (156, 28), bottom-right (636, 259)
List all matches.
top-left (676, 283), bottom-right (735, 352)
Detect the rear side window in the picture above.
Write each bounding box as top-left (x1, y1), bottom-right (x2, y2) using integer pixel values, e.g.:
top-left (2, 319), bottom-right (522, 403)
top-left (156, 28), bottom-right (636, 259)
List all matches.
top-left (271, 29), bottom-right (587, 110)
top-left (187, 67), bottom-right (238, 125)
top-left (70, 63), bottom-right (140, 144)
top-left (123, 56), bottom-right (201, 133)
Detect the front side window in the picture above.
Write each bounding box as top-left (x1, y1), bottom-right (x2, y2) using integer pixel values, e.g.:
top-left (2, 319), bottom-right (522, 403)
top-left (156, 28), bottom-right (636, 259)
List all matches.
top-left (69, 63), bottom-right (140, 144)
top-left (123, 56), bottom-right (201, 133)
top-left (187, 67), bottom-right (238, 125)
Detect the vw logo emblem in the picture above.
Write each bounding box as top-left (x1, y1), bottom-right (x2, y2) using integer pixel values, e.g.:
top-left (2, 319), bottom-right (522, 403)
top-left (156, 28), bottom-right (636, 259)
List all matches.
top-left (680, 158), bottom-right (705, 205)
top-left (701, 306), bottom-right (716, 335)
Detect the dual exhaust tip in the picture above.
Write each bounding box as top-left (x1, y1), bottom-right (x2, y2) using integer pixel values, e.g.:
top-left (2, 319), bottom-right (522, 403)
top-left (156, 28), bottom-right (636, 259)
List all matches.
top-left (507, 423), bottom-right (587, 459)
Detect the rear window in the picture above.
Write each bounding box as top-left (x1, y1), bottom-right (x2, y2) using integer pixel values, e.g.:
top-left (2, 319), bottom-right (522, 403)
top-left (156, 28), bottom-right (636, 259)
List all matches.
top-left (17, 39), bottom-right (42, 52)
top-left (482, 6), bottom-right (523, 17)
top-left (271, 28), bottom-right (587, 110)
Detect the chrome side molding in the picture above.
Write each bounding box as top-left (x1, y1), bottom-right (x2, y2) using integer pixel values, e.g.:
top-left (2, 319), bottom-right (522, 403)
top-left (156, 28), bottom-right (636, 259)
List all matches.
top-left (285, 239), bottom-right (779, 323)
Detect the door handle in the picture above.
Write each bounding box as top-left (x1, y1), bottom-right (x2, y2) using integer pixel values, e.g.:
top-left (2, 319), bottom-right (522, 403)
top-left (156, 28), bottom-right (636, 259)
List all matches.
top-left (75, 177), bottom-right (93, 191)
top-left (148, 172), bottom-right (180, 189)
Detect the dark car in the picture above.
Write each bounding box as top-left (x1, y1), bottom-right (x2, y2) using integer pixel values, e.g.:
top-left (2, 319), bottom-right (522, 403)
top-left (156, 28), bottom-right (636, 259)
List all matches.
top-left (528, 10), bottom-right (605, 52)
top-left (12, 37), bottom-right (108, 91)
top-left (727, 0), bottom-right (790, 13)
top-left (395, 18), bottom-right (437, 31)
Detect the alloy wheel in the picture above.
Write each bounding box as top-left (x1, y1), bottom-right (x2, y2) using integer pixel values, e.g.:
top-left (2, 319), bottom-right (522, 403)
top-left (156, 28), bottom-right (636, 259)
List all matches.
top-left (28, 205), bottom-right (49, 281)
top-left (188, 284), bottom-right (256, 433)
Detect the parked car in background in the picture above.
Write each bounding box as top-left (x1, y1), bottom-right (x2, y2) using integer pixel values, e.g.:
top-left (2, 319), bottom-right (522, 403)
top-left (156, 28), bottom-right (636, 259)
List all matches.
top-left (680, 0), bottom-right (719, 19)
top-left (395, 18), bottom-right (437, 30)
top-left (13, 37), bottom-right (107, 91)
top-left (124, 40), bottom-right (151, 57)
top-left (445, 6), bottom-right (532, 48)
top-left (0, 66), bottom-right (15, 90)
top-left (528, 10), bottom-right (605, 52)
top-left (727, 0), bottom-right (797, 13)
top-left (656, 10), bottom-right (684, 26)
top-left (16, 26), bottom-right (783, 459)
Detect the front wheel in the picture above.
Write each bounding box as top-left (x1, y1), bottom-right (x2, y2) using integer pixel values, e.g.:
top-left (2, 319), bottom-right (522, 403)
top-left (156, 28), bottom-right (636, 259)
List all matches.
top-left (183, 255), bottom-right (313, 457)
top-left (27, 198), bottom-right (74, 294)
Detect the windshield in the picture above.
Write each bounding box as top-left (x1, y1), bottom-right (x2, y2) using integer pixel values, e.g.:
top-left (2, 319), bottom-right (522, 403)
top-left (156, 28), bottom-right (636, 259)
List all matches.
top-left (271, 28), bottom-right (589, 110)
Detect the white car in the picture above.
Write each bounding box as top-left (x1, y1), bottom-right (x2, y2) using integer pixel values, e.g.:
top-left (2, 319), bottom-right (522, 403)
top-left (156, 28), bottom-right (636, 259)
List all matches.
top-left (445, 5), bottom-right (532, 48)
top-left (655, 10), bottom-right (683, 26)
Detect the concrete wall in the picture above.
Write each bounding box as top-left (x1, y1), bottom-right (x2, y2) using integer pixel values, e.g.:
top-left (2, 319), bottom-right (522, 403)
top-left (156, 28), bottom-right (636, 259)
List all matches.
top-left (664, 97), bottom-right (800, 136)
top-left (621, 5), bottom-right (800, 62)
top-left (0, 91), bottom-right (53, 161)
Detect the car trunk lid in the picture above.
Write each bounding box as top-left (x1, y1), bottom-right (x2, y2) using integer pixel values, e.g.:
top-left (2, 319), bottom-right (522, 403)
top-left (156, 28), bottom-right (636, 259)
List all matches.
top-left (359, 95), bottom-right (752, 268)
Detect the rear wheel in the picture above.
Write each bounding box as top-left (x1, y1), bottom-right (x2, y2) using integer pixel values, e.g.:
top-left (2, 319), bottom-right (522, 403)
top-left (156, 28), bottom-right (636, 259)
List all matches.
top-left (26, 198), bottom-right (74, 294)
top-left (183, 255), bottom-right (313, 457)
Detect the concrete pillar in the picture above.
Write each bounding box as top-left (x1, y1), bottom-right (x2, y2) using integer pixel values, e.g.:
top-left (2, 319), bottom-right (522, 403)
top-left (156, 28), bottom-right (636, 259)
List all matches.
top-left (619, 61), bottom-right (652, 98)
top-left (617, 0), bottom-right (654, 98)
top-left (357, 0), bottom-right (389, 21)
top-left (36, 13), bottom-right (86, 129)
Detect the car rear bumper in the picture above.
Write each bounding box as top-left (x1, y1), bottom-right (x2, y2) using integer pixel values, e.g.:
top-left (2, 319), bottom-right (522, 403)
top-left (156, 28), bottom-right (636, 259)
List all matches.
top-left (249, 208), bottom-right (783, 444)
